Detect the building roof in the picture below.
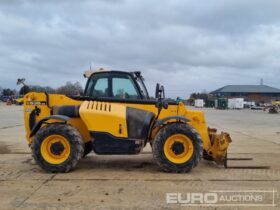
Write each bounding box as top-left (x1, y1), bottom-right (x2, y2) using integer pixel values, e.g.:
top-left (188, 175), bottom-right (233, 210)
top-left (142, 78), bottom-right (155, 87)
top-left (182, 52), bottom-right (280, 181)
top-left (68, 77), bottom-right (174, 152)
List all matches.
top-left (211, 85), bottom-right (280, 94)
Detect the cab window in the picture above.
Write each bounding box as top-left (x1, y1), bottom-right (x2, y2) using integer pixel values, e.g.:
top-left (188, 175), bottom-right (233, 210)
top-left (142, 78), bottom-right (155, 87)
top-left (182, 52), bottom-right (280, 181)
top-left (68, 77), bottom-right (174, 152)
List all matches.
top-left (112, 76), bottom-right (140, 99)
top-left (85, 76), bottom-right (109, 97)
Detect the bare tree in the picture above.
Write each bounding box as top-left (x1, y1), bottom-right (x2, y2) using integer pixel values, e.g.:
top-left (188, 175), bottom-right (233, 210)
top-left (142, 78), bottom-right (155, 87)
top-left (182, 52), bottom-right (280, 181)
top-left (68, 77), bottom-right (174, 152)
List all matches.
top-left (56, 81), bottom-right (83, 96)
top-left (2, 88), bottom-right (14, 96)
top-left (19, 86), bottom-right (30, 95)
top-left (73, 82), bottom-right (83, 95)
top-left (19, 85), bottom-right (56, 95)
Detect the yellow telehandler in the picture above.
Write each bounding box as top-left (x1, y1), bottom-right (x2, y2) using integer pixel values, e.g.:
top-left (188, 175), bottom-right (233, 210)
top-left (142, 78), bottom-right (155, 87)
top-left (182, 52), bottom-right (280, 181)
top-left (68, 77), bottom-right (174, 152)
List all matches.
top-left (23, 70), bottom-right (231, 173)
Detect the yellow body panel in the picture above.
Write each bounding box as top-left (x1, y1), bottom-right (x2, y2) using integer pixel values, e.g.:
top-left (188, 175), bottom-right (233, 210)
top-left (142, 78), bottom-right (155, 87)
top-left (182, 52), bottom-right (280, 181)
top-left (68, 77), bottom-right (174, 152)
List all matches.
top-left (15, 98), bottom-right (24, 104)
top-left (23, 92), bottom-right (90, 144)
top-left (79, 101), bottom-right (128, 138)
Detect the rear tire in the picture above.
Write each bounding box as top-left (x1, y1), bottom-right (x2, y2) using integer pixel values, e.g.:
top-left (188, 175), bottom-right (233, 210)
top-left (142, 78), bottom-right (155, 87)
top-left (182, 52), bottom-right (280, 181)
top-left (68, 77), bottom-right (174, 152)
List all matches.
top-left (31, 124), bottom-right (84, 173)
top-left (152, 123), bottom-right (203, 173)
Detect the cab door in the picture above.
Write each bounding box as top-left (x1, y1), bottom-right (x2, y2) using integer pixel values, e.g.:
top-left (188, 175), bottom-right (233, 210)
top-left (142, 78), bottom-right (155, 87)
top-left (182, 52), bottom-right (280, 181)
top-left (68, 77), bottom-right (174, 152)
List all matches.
top-left (111, 74), bottom-right (141, 100)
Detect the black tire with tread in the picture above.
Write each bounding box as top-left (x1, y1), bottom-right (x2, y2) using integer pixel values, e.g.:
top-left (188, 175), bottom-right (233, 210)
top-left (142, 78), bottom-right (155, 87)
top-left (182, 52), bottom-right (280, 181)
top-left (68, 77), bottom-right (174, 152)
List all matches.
top-left (152, 123), bottom-right (203, 173)
top-left (31, 124), bottom-right (84, 173)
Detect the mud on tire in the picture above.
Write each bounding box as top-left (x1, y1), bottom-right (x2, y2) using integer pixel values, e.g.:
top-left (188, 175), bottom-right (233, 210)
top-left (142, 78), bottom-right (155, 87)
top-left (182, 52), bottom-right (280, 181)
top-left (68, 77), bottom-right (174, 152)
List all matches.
top-left (31, 124), bottom-right (84, 173)
top-left (152, 123), bottom-right (203, 173)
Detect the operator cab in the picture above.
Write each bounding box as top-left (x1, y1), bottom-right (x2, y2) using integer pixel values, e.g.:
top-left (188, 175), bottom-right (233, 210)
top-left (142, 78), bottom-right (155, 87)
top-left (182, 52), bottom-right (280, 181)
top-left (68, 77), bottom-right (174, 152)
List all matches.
top-left (82, 69), bottom-right (177, 107)
top-left (84, 71), bottom-right (150, 100)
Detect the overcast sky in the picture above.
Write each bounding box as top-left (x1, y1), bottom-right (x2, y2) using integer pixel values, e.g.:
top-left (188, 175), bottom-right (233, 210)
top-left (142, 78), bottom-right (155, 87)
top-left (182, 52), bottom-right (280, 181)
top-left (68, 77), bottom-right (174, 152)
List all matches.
top-left (0, 0), bottom-right (280, 98)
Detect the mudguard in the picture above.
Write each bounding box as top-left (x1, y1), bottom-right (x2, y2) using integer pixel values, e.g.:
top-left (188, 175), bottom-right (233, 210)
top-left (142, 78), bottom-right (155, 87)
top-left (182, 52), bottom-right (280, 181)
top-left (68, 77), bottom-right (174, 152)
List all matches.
top-left (29, 115), bottom-right (70, 137)
top-left (153, 115), bottom-right (190, 128)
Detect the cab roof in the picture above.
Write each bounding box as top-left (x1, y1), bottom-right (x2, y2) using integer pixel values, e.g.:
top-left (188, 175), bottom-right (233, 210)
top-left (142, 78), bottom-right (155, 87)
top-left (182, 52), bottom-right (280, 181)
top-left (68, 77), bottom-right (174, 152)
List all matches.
top-left (84, 68), bottom-right (142, 78)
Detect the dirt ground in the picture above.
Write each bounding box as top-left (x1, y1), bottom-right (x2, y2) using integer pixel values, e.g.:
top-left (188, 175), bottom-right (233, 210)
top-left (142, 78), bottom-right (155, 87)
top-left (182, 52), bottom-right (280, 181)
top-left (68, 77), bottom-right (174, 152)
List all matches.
top-left (0, 102), bottom-right (279, 210)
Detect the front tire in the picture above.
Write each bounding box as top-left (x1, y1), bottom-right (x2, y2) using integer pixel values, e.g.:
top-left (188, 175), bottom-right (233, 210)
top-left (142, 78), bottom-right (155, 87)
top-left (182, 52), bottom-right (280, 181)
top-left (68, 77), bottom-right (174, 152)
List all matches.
top-left (152, 123), bottom-right (203, 173)
top-left (31, 124), bottom-right (84, 173)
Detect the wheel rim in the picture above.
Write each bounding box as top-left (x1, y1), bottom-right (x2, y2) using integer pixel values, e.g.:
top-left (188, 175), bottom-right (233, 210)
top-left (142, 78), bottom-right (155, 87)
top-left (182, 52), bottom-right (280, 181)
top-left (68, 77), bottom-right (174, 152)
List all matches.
top-left (164, 134), bottom-right (194, 164)
top-left (40, 135), bottom-right (71, 164)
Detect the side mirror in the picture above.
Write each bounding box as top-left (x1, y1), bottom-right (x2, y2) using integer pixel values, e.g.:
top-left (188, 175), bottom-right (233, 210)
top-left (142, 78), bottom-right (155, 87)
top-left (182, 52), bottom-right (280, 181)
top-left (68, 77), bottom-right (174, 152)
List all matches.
top-left (155, 83), bottom-right (168, 111)
top-left (160, 85), bottom-right (165, 99)
top-left (155, 83), bottom-right (160, 98)
top-left (155, 83), bottom-right (165, 99)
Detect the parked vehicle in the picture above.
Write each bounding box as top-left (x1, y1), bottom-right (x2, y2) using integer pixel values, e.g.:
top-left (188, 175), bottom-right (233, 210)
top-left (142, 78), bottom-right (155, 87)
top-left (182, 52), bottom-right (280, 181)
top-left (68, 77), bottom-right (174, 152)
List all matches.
top-left (205, 99), bottom-right (215, 108)
top-left (1, 95), bottom-right (11, 102)
top-left (215, 98), bottom-right (228, 109)
top-left (228, 98), bottom-right (244, 109)
top-left (194, 99), bottom-right (204, 108)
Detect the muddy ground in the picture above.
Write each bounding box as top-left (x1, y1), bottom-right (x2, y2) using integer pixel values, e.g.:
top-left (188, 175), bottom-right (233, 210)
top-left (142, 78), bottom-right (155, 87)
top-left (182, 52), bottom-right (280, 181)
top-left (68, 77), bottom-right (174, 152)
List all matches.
top-left (0, 102), bottom-right (279, 209)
